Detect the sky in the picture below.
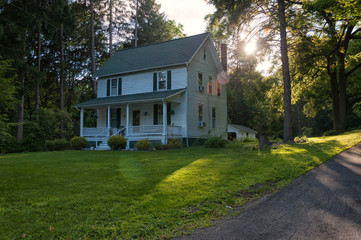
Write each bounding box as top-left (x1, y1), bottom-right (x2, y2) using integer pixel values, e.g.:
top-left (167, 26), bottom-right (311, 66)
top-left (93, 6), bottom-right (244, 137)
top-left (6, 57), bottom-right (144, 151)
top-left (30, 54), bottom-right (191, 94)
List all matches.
top-left (157, 0), bottom-right (216, 36)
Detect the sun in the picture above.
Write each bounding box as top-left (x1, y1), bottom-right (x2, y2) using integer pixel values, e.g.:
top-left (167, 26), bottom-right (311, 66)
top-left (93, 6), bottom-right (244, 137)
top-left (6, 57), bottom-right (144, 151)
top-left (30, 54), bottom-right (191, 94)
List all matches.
top-left (245, 40), bottom-right (257, 55)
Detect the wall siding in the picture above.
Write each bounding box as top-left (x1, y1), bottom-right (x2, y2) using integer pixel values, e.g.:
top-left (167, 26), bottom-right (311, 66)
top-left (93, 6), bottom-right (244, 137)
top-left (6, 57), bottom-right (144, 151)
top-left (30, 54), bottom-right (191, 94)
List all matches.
top-left (97, 67), bottom-right (187, 97)
top-left (187, 38), bottom-right (227, 139)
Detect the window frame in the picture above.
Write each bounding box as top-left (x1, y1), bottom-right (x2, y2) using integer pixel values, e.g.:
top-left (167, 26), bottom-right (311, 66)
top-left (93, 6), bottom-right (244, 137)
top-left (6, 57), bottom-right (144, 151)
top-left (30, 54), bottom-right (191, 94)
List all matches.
top-left (111, 78), bottom-right (118, 96)
top-left (158, 71), bottom-right (167, 90)
top-left (211, 107), bottom-right (216, 128)
top-left (198, 72), bottom-right (203, 90)
top-left (198, 104), bottom-right (203, 122)
top-left (208, 76), bottom-right (213, 95)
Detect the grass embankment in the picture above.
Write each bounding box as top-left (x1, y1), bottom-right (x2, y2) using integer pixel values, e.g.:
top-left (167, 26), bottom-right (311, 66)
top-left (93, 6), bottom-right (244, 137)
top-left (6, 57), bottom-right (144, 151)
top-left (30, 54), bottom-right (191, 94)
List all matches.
top-left (1, 131), bottom-right (361, 239)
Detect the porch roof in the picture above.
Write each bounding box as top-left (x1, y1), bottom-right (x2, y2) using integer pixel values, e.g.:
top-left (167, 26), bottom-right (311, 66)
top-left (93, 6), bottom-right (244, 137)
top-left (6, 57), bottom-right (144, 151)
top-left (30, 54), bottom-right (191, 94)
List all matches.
top-left (74, 88), bottom-right (186, 108)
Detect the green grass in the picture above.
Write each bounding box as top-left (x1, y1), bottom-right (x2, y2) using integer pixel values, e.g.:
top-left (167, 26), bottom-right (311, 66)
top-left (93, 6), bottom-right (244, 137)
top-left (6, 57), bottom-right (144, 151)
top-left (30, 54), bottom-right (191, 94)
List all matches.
top-left (1, 131), bottom-right (361, 239)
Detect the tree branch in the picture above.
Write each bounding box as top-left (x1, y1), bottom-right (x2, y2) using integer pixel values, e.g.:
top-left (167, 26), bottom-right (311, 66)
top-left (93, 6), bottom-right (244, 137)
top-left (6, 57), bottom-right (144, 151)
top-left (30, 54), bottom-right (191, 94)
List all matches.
top-left (346, 61), bottom-right (361, 77)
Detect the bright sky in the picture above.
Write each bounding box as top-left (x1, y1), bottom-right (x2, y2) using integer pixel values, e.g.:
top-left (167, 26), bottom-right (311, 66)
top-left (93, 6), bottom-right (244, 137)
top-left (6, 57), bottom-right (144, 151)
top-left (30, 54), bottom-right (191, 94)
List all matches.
top-left (157, 0), bottom-right (216, 36)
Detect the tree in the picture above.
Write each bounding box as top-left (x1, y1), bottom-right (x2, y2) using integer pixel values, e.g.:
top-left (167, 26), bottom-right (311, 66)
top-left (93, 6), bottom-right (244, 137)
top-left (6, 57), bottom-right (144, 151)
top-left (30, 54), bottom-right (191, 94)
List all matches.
top-left (291, 0), bottom-right (361, 133)
top-left (207, 0), bottom-right (294, 141)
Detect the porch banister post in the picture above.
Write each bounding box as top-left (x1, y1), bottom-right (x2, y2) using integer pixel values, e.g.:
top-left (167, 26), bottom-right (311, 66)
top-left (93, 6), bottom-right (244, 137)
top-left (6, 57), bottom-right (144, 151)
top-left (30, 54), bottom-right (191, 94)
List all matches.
top-left (126, 104), bottom-right (129, 136)
top-left (163, 100), bottom-right (167, 143)
top-left (107, 106), bottom-right (111, 136)
top-left (80, 108), bottom-right (84, 137)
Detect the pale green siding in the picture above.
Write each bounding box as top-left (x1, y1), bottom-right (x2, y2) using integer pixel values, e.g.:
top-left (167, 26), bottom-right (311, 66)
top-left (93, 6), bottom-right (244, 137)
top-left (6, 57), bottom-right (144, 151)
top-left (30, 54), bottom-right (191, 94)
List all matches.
top-left (187, 38), bottom-right (227, 139)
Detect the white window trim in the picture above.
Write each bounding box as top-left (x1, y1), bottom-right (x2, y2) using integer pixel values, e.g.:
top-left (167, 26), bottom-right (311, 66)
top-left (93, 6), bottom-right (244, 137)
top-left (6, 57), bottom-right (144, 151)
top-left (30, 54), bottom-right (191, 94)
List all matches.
top-left (157, 71), bottom-right (167, 91)
top-left (110, 78), bottom-right (118, 96)
top-left (211, 106), bottom-right (216, 129)
top-left (198, 72), bottom-right (203, 90)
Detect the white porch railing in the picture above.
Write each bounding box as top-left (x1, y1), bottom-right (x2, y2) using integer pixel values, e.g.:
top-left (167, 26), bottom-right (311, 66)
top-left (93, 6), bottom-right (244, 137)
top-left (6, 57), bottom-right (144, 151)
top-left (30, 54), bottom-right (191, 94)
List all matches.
top-left (127, 125), bottom-right (182, 136)
top-left (83, 125), bottom-right (182, 139)
top-left (83, 127), bottom-right (109, 137)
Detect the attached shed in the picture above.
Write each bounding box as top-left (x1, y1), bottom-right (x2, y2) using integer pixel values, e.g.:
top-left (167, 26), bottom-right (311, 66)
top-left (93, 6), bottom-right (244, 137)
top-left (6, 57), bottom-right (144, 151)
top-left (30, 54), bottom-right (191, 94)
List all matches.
top-left (227, 124), bottom-right (257, 140)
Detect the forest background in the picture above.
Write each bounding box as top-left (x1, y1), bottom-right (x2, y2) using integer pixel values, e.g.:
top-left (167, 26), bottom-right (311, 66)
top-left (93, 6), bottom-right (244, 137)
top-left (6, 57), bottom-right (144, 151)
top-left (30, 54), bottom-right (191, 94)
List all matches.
top-left (0, 0), bottom-right (361, 152)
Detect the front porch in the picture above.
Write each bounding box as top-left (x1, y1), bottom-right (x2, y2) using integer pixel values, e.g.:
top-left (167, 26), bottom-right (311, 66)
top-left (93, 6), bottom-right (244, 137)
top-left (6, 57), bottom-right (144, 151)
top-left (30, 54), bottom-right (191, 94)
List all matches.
top-left (75, 89), bottom-right (186, 149)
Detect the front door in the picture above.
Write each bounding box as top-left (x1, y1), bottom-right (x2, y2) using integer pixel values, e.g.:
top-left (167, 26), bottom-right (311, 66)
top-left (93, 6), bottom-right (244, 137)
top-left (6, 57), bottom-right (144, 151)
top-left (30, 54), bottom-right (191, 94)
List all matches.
top-left (133, 110), bottom-right (140, 126)
top-left (110, 108), bottom-right (121, 128)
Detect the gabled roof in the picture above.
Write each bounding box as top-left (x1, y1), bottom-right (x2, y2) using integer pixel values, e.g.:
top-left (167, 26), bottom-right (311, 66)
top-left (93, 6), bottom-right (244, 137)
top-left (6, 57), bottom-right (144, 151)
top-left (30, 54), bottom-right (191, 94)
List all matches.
top-left (228, 124), bottom-right (258, 134)
top-left (94, 33), bottom-right (210, 78)
top-left (74, 88), bottom-right (186, 108)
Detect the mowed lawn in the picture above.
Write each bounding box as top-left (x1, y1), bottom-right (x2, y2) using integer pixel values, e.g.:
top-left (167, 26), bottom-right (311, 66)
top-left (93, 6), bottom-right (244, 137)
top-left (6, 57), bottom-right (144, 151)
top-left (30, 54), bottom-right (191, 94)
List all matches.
top-left (1, 131), bottom-right (361, 239)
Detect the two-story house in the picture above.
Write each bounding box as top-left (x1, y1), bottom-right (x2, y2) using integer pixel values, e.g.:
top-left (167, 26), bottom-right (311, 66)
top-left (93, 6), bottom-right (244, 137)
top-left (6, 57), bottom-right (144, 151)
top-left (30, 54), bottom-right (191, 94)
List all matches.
top-left (74, 32), bottom-right (228, 149)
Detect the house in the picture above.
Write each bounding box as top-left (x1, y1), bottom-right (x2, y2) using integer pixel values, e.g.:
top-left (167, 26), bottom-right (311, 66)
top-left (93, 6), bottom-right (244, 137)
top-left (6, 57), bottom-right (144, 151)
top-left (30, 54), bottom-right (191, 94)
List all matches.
top-left (228, 124), bottom-right (257, 140)
top-left (74, 33), bottom-right (228, 149)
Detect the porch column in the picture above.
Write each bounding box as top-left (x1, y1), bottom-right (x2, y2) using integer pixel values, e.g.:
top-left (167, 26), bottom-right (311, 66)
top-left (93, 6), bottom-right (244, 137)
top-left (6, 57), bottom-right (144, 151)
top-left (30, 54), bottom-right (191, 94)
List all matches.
top-left (80, 108), bottom-right (84, 137)
top-left (126, 103), bottom-right (130, 149)
top-left (162, 100), bottom-right (167, 144)
top-left (107, 106), bottom-right (111, 136)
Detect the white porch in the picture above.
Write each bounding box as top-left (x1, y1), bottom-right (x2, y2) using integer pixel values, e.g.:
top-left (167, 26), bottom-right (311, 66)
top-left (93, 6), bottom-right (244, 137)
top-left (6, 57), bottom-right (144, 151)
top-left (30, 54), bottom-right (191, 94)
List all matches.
top-left (76, 89), bottom-right (186, 149)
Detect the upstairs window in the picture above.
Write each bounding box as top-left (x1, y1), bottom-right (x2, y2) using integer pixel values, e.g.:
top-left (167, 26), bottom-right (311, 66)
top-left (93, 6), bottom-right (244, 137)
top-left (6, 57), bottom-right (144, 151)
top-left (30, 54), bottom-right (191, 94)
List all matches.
top-left (217, 80), bottom-right (221, 96)
top-left (107, 78), bottom-right (122, 96)
top-left (198, 72), bottom-right (203, 90)
top-left (208, 76), bottom-right (213, 94)
top-left (111, 79), bottom-right (117, 95)
top-left (203, 49), bottom-right (206, 60)
top-left (158, 72), bottom-right (167, 90)
top-left (153, 71), bottom-right (171, 91)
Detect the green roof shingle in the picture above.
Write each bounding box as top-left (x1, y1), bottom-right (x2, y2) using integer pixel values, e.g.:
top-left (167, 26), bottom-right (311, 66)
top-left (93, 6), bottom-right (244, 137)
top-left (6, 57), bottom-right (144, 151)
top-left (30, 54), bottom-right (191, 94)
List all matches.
top-left (94, 33), bottom-right (209, 78)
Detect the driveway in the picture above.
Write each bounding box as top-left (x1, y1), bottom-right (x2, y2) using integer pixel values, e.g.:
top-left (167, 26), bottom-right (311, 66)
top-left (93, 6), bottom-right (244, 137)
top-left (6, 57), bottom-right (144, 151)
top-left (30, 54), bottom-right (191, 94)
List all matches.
top-left (179, 143), bottom-right (361, 240)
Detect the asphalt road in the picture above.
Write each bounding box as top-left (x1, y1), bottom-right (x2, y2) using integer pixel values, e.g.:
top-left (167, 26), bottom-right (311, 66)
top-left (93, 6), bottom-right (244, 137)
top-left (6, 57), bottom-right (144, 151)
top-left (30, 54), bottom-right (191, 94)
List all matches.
top-left (179, 143), bottom-right (361, 240)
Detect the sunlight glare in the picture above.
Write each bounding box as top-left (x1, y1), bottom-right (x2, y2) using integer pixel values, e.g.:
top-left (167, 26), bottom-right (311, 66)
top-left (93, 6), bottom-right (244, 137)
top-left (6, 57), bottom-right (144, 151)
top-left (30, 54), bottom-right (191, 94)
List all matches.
top-left (245, 40), bottom-right (257, 55)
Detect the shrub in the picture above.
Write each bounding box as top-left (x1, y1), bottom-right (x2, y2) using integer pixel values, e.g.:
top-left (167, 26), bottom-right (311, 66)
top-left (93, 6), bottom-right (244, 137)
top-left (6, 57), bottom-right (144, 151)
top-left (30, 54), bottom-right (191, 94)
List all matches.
top-left (45, 139), bottom-right (69, 151)
top-left (301, 127), bottom-right (313, 137)
top-left (204, 136), bottom-right (227, 148)
top-left (107, 135), bottom-right (126, 150)
top-left (323, 130), bottom-right (336, 136)
top-left (294, 135), bottom-right (308, 143)
top-left (70, 136), bottom-right (87, 150)
top-left (155, 139), bottom-right (182, 150)
top-left (0, 135), bottom-right (23, 153)
top-left (135, 139), bottom-right (152, 151)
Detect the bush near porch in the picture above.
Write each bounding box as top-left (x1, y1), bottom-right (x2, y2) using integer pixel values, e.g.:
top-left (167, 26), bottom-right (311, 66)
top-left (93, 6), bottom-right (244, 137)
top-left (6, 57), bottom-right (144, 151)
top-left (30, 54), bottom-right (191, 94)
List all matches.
top-left (0, 130), bottom-right (361, 239)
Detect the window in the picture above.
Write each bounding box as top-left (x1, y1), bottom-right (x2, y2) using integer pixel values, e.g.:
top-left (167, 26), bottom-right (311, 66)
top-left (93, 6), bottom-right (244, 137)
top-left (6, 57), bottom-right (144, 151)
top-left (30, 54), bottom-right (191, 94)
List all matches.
top-left (212, 107), bottom-right (216, 128)
top-left (208, 76), bottom-right (213, 94)
top-left (203, 49), bottom-right (206, 60)
top-left (198, 72), bottom-right (203, 88)
top-left (158, 72), bottom-right (167, 90)
top-left (217, 80), bottom-right (221, 96)
top-left (198, 104), bottom-right (203, 122)
top-left (111, 79), bottom-right (117, 95)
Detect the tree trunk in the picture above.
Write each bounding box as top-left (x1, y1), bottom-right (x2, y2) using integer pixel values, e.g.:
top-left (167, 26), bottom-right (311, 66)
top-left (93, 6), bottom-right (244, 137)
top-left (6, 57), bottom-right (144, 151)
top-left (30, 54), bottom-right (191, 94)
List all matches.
top-left (35, 22), bottom-right (41, 119)
top-left (336, 52), bottom-right (347, 133)
top-left (16, 35), bottom-right (26, 141)
top-left (277, 0), bottom-right (293, 142)
top-left (135, 0), bottom-right (139, 47)
top-left (90, 0), bottom-right (96, 96)
top-left (109, 0), bottom-right (113, 56)
top-left (60, 23), bottom-right (64, 111)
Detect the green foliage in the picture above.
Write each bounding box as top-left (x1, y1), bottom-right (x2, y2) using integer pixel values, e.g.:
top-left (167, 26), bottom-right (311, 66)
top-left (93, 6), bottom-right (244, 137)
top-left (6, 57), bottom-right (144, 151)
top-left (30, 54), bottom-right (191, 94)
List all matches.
top-left (107, 135), bottom-right (126, 150)
top-left (204, 136), bottom-right (227, 148)
top-left (70, 136), bottom-right (87, 150)
top-left (1, 131), bottom-right (360, 239)
top-left (155, 139), bottom-right (182, 150)
top-left (45, 139), bottom-right (69, 151)
top-left (294, 136), bottom-right (308, 143)
top-left (135, 139), bottom-right (152, 151)
top-left (301, 127), bottom-right (313, 137)
top-left (323, 130), bottom-right (336, 136)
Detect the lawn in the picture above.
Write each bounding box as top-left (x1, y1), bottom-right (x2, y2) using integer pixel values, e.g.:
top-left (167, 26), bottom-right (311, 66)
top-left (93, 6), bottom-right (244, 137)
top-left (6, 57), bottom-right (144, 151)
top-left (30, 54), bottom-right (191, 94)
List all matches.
top-left (1, 131), bottom-right (361, 239)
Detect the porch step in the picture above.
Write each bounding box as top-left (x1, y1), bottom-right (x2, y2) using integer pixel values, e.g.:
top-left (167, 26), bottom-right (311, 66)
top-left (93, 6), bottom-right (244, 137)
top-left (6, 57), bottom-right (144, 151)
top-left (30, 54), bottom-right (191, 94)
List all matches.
top-left (96, 141), bottom-right (110, 150)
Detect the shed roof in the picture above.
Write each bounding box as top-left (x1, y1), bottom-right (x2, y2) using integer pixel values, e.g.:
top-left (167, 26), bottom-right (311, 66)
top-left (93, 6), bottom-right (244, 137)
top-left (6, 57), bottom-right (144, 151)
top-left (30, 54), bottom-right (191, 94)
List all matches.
top-left (74, 88), bottom-right (186, 108)
top-left (94, 33), bottom-right (210, 78)
top-left (228, 124), bottom-right (258, 134)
